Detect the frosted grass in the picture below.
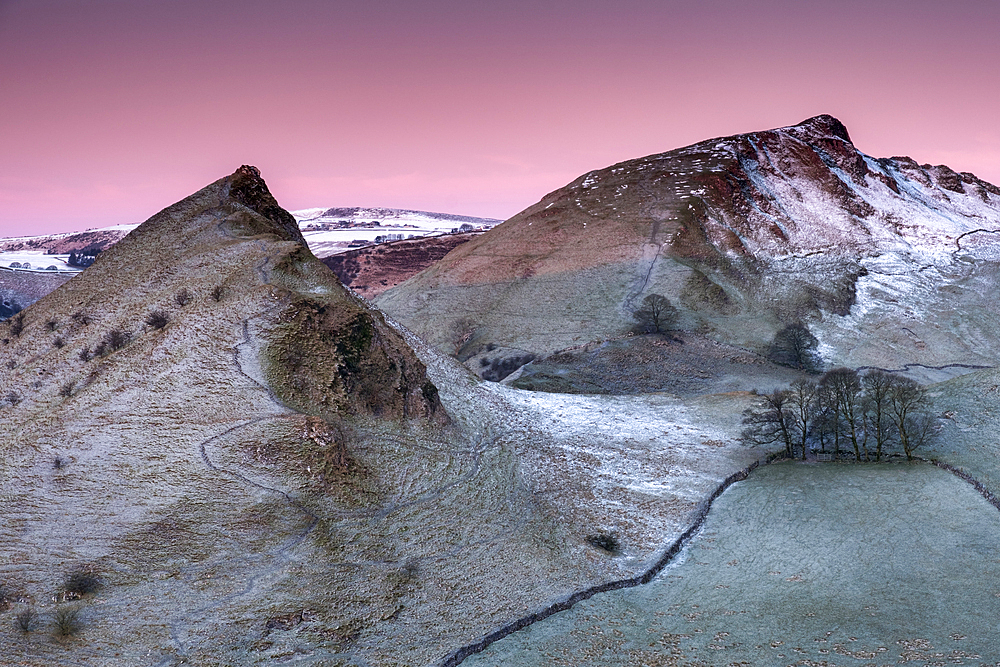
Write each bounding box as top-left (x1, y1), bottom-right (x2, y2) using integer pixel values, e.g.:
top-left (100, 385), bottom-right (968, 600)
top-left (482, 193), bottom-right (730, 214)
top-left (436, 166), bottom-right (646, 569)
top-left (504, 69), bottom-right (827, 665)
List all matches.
top-left (466, 461), bottom-right (1000, 666)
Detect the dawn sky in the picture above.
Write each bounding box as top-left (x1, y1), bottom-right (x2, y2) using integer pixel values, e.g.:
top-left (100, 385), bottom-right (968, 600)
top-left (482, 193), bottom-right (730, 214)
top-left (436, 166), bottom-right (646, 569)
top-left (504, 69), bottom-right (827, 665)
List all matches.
top-left (2, 0), bottom-right (999, 236)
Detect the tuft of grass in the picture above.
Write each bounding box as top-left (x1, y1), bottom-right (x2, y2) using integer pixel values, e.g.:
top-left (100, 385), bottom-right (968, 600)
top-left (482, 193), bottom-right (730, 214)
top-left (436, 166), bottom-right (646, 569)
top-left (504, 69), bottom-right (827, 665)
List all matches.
top-left (210, 285), bottom-right (224, 302)
top-left (53, 336), bottom-right (65, 349)
top-left (78, 347), bottom-right (92, 362)
top-left (15, 607), bottom-right (36, 633)
top-left (6, 391), bottom-right (22, 407)
top-left (174, 288), bottom-right (192, 307)
top-left (45, 319), bottom-right (58, 332)
top-left (145, 309), bottom-right (169, 330)
top-left (71, 310), bottom-right (91, 326)
top-left (58, 381), bottom-right (75, 398)
top-left (52, 605), bottom-right (81, 636)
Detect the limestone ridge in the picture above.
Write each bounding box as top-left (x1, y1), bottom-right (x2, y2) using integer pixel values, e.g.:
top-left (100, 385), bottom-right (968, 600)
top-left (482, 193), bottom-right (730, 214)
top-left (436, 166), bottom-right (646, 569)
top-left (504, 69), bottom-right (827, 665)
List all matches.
top-left (376, 115), bottom-right (1000, 371)
top-left (227, 165), bottom-right (307, 246)
top-left (1, 164), bottom-right (445, 423)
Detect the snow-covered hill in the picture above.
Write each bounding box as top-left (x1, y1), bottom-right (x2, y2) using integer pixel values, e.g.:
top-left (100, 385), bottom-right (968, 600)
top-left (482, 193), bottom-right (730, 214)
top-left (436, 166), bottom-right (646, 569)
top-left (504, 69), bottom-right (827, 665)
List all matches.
top-left (377, 115), bottom-right (1000, 374)
top-left (291, 206), bottom-right (501, 257)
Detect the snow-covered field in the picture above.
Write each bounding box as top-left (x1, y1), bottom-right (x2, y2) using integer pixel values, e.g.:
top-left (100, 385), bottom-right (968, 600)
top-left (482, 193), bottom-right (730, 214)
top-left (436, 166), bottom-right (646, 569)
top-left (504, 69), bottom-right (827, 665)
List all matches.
top-left (292, 206), bottom-right (500, 257)
top-left (0, 250), bottom-right (80, 273)
top-left (468, 461), bottom-right (1000, 666)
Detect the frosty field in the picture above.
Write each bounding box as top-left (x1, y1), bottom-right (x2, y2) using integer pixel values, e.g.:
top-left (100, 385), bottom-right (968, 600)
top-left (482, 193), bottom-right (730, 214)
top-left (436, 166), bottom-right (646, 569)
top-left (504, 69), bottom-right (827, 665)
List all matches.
top-left (465, 461), bottom-right (1000, 666)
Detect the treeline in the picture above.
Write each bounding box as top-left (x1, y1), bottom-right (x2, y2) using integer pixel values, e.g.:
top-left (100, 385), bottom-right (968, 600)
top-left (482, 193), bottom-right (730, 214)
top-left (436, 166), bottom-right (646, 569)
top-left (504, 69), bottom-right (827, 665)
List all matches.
top-left (67, 248), bottom-right (100, 268)
top-left (741, 368), bottom-right (939, 461)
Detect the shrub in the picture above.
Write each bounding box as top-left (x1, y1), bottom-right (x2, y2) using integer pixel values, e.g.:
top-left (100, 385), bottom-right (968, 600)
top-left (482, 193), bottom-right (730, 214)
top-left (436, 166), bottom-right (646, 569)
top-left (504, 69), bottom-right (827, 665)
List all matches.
top-left (210, 285), bottom-right (224, 302)
top-left (53, 336), bottom-right (65, 349)
top-left (45, 319), bottom-right (58, 332)
top-left (145, 310), bottom-right (169, 330)
top-left (9, 313), bottom-right (24, 337)
top-left (59, 381), bottom-right (75, 398)
top-left (78, 347), bottom-right (92, 362)
top-left (98, 329), bottom-right (130, 355)
top-left (71, 311), bottom-right (91, 326)
top-left (63, 567), bottom-right (101, 598)
top-left (5, 359), bottom-right (15, 369)
top-left (174, 288), bottom-right (192, 307)
top-left (15, 607), bottom-right (36, 633)
top-left (53, 605), bottom-right (81, 636)
top-left (6, 391), bottom-right (21, 407)
top-left (586, 532), bottom-right (621, 554)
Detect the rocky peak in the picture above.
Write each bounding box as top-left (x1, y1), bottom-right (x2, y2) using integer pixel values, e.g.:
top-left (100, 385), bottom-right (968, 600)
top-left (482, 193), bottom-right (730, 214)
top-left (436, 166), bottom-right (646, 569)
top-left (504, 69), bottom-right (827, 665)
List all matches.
top-left (785, 114), bottom-right (854, 144)
top-left (227, 165), bottom-right (306, 245)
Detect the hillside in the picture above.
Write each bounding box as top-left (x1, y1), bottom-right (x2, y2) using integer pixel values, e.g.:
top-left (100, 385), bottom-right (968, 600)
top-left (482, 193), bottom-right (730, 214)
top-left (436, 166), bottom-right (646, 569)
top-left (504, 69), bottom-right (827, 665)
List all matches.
top-left (377, 115), bottom-right (1000, 382)
top-left (322, 232), bottom-right (478, 298)
top-left (0, 166), bottom-right (764, 665)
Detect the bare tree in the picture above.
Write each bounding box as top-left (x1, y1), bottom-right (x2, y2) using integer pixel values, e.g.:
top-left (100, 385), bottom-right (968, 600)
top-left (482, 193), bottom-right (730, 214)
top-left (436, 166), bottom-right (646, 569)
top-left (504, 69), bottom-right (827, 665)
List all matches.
top-left (768, 323), bottom-right (823, 373)
top-left (862, 370), bottom-right (896, 462)
top-left (787, 379), bottom-right (819, 460)
top-left (633, 294), bottom-right (678, 334)
top-left (901, 411), bottom-right (938, 460)
top-left (821, 368), bottom-right (866, 461)
top-left (741, 389), bottom-right (796, 457)
top-left (888, 376), bottom-right (929, 460)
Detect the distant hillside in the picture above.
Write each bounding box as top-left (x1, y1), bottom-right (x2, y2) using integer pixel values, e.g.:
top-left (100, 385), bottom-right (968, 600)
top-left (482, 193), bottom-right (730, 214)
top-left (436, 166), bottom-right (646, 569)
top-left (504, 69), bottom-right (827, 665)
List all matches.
top-left (322, 232), bottom-right (478, 298)
top-left (377, 115), bottom-right (1000, 383)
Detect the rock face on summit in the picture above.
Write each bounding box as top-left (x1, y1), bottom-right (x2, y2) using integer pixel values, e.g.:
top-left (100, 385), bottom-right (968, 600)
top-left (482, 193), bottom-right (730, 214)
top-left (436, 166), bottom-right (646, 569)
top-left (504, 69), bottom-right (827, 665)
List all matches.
top-left (377, 115), bottom-right (1000, 372)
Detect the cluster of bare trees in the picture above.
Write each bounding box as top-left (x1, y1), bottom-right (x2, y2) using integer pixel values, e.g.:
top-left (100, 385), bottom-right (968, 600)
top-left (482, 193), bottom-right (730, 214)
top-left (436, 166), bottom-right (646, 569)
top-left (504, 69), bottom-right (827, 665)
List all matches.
top-left (741, 368), bottom-right (939, 461)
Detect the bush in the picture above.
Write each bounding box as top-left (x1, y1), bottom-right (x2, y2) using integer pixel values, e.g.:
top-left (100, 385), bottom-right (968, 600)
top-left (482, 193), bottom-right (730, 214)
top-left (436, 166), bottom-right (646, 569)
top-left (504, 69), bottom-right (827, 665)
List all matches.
top-left (174, 288), bottom-right (192, 307)
top-left (71, 311), bottom-right (91, 326)
top-left (59, 381), bottom-right (75, 398)
top-left (78, 347), bottom-right (92, 362)
top-left (145, 310), bottom-right (169, 330)
top-left (15, 607), bottom-right (36, 633)
top-left (6, 391), bottom-right (21, 407)
top-left (97, 329), bottom-right (130, 355)
top-left (63, 567), bottom-right (101, 598)
top-left (45, 319), bottom-right (58, 332)
top-left (53, 336), bottom-right (65, 349)
top-left (210, 285), bottom-right (224, 302)
top-left (53, 605), bottom-right (81, 636)
top-left (9, 313), bottom-right (24, 337)
top-left (586, 532), bottom-right (621, 554)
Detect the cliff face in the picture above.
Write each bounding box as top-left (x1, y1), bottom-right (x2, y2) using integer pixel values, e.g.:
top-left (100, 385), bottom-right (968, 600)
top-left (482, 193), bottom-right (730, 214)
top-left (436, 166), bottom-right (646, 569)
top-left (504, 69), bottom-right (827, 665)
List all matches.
top-left (377, 116), bottom-right (1000, 371)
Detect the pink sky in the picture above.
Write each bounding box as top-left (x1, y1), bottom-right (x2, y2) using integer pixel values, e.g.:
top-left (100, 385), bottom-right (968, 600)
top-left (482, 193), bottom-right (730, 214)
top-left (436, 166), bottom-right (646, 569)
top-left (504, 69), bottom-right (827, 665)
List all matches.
top-left (2, 0), bottom-right (999, 236)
